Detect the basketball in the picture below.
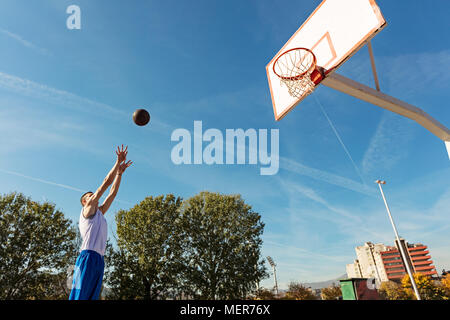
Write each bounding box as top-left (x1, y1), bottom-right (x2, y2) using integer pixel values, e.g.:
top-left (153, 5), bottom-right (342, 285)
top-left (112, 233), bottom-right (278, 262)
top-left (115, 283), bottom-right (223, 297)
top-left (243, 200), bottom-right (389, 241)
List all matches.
top-left (133, 109), bottom-right (150, 126)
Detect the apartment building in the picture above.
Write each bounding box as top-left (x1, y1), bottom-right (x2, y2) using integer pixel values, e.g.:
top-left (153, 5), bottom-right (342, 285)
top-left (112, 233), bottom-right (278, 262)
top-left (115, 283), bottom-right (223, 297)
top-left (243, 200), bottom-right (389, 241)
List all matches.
top-left (346, 259), bottom-right (363, 278)
top-left (380, 239), bottom-right (438, 281)
top-left (346, 242), bottom-right (389, 283)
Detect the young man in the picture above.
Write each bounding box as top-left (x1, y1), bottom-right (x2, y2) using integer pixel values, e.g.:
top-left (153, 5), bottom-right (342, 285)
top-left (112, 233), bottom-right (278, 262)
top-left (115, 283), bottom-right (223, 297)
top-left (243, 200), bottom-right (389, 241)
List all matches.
top-left (69, 145), bottom-right (132, 300)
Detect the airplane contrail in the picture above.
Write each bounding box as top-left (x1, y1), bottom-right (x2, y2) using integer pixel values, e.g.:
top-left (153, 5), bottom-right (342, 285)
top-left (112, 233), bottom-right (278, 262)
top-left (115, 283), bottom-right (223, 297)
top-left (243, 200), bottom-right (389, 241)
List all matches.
top-left (0, 169), bottom-right (133, 205)
top-left (314, 95), bottom-right (367, 186)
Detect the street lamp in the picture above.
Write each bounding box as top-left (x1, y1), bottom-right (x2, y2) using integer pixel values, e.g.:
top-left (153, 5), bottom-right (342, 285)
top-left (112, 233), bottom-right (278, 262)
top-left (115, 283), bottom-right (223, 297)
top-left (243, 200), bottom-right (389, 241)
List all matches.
top-left (374, 180), bottom-right (421, 300)
top-left (266, 256), bottom-right (279, 297)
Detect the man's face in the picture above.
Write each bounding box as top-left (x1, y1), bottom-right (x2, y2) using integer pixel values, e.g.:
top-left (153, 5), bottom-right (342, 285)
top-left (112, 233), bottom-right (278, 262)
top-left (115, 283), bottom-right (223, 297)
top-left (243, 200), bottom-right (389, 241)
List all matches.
top-left (81, 192), bottom-right (93, 207)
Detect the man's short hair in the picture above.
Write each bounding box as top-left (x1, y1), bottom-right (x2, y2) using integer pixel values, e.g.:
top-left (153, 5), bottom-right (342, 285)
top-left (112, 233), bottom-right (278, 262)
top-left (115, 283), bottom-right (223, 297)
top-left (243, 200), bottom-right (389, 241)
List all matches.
top-left (80, 191), bottom-right (93, 205)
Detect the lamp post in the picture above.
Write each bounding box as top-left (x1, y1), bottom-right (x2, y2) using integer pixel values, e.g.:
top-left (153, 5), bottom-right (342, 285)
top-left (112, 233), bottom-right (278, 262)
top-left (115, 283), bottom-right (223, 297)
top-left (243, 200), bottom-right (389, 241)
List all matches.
top-left (266, 256), bottom-right (279, 297)
top-left (374, 180), bottom-right (421, 300)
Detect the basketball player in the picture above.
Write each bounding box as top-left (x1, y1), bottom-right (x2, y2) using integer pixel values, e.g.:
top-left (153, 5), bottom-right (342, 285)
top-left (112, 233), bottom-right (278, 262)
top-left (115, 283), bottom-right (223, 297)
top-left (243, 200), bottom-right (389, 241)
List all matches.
top-left (69, 145), bottom-right (132, 300)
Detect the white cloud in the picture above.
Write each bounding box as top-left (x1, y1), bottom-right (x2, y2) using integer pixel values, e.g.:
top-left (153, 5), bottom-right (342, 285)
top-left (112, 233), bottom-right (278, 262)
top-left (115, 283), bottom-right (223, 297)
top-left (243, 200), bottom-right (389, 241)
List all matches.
top-left (280, 156), bottom-right (376, 196)
top-left (283, 180), bottom-right (363, 222)
top-left (0, 169), bottom-right (133, 206)
top-left (0, 28), bottom-right (51, 56)
top-left (361, 111), bottom-right (415, 177)
top-left (270, 170), bottom-right (450, 284)
top-left (279, 178), bottom-right (393, 241)
top-left (264, 240), bottom-right (350, 264)
top-left (0, 71), bottom-right (174, 137)
top-left (338, 48), bottom-right (450, 103)
top-left (0, 169), bottom-right (85, 193)
top-left (0, 71), bottom-right (124, 117)
top-left (379, 50), bottom-right (450, 97)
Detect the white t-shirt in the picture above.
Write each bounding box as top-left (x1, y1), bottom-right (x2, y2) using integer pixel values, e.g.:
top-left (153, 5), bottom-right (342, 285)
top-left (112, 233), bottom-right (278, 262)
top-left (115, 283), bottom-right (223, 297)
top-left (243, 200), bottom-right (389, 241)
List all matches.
top-left (79, 208), bottom-right (108, 256)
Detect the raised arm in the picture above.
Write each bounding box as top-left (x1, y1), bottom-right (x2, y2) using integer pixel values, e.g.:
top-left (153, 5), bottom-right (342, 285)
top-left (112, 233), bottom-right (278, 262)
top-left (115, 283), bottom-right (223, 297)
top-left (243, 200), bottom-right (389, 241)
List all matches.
top-left (99, 160), bottom-right (132, 215)
top-left (89, 145), bottom-right (128, 205)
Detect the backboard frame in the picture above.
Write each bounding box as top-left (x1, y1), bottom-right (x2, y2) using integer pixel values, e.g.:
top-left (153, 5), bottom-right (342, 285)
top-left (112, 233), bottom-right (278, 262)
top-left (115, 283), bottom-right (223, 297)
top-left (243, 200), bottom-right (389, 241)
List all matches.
top-left (266, 0), bottom-right (386, 121)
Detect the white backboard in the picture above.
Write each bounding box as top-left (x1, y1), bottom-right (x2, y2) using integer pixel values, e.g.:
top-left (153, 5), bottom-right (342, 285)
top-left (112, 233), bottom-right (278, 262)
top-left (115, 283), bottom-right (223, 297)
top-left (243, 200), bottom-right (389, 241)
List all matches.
top-left (267, 0), bottom-right (386, 121)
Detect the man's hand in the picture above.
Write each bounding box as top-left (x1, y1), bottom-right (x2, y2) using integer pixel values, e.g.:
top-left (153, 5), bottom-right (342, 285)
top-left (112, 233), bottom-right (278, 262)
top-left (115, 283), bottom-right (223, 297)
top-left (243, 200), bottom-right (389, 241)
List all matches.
top-left (100, 160), bottom-right (132, 215)
top-left (116, 144), bottom-right (128, 164)
top-left (118, 160), bottom-right (133, 174)
top-left (89, 145), bottom-right (129, 208)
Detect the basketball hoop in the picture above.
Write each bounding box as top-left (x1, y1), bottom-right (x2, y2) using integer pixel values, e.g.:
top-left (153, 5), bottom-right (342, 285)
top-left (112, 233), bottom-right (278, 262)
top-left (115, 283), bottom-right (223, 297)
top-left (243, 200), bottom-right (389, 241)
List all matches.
top-left (273, 48), bottom-right (324, 98)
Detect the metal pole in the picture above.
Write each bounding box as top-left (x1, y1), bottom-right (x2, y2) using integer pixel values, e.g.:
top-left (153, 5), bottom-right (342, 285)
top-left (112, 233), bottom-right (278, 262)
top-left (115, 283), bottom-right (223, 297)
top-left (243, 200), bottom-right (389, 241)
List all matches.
top-left (267, 256), bottom-right (279, 297)
top-left (375, 180), bottom-right (421, 300)
top-left (321, 72), bottom-right (450, 143)
top-left (272, 266), bottom-right (279, 297)
top-left (367, 41), bottom-right (381, 91)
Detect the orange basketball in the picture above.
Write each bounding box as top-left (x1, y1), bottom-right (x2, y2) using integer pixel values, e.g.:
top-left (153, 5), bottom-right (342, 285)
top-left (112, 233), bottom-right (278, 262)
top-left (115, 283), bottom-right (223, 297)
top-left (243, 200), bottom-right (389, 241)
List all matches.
top-left (133, 109), bottom-right (150, 126)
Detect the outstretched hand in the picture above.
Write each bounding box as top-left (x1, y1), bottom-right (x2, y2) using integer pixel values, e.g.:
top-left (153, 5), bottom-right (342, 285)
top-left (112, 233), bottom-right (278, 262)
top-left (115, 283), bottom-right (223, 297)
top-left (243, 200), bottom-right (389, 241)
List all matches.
top-left (116, 145), bottom-right (128, 163)
top-left (118, 160), bottom-right (133, 174)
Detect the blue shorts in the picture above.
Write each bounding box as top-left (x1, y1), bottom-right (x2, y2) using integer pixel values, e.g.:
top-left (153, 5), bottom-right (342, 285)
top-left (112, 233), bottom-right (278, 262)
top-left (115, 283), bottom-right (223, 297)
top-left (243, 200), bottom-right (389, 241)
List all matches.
top-left (69, 250), bottom-right (104, 300)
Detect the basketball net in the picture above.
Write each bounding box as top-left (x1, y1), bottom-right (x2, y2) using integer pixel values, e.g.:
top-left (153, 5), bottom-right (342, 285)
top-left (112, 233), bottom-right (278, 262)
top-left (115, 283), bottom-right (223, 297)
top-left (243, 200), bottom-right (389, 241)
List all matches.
top-left (273, 48), bottom-right (321, 98)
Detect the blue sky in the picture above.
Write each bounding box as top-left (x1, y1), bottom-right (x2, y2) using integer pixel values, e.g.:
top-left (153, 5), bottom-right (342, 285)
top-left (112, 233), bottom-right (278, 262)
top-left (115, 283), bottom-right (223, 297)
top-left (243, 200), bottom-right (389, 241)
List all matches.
top-left (0, 0), bottom-right (449, 290)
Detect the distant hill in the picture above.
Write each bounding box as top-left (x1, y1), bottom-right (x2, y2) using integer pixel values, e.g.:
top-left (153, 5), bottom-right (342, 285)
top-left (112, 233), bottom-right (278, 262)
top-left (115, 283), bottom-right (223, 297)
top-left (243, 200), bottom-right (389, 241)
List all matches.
top-left (300, 274), bottom-right (347, 290)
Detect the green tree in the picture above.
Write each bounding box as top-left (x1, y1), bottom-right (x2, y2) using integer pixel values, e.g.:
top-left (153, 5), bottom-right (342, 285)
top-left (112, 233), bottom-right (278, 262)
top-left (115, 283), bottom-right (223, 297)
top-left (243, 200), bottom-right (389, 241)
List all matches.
top-left (284, 282), bottom-right (318, 300)
top-left (179, 192), bottom-right (267, 299)
top-left (441, 274), bottom-right (450, 298)
top-left (104, 194), bottom-right (184, 300)
top-left (401, 273), bottom-right (448, 300)
top-left (321, 283), bottom-right (342, 300)
top-left (378, 280), bottom-right (412, 300)
top-left (252, 288), bottom-right (277, 300)
top-left (0, 192), bottom-right (76, 299)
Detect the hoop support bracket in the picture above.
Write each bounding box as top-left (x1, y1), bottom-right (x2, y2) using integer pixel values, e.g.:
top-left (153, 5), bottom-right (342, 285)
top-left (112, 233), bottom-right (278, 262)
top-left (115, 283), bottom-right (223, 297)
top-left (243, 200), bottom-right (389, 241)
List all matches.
top-left (322, 72), bottom-right (450, 158)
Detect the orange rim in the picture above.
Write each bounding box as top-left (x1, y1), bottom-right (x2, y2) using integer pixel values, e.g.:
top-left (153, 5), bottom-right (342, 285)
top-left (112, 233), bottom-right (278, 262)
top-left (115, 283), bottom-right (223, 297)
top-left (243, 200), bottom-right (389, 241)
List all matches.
top-left (273, 47), bottom-right (317, 80)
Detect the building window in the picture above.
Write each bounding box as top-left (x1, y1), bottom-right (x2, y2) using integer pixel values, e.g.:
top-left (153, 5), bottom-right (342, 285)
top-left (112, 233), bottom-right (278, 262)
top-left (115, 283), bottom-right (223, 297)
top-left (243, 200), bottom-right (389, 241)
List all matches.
top-left (382, 252), bottom-right (398, 257)
top-left (390, 272), bottom-right (405, 276)
top-left (389, 267), bottom-right (404, 271)
top-left (384, 257), bottom-right (401, 262)
top-left (386, 262), bottom-right (402, 266)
